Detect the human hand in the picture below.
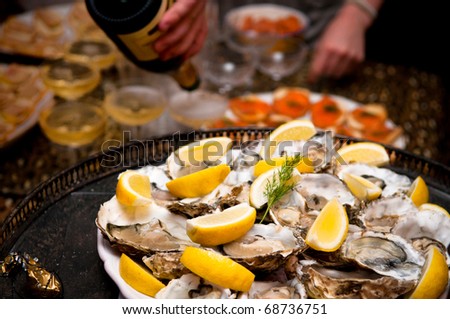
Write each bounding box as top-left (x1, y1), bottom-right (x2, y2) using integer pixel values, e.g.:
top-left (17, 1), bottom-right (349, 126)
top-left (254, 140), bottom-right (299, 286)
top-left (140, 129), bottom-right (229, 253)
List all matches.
top-left (308, 4), bottom-right (373, 83)
top-left (154, 0), bottom-right (208, 61)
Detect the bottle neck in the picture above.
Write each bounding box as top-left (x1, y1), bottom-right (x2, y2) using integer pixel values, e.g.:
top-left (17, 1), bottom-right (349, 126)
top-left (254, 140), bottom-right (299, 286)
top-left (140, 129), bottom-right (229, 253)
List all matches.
top-left (169, 61), bottom-right (201, 91)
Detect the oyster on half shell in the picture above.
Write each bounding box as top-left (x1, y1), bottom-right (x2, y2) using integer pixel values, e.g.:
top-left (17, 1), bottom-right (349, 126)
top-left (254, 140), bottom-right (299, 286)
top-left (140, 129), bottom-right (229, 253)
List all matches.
top-left (155, 273), bottom-right (236, 299)
top-left (97, 197), bottom-right (195, 256)
top-left (239, 278), bottom-right (307, 299)
top-left (222, 223), bottom-right (306, 271)
top-left (295, 173), bottom-right (355, 211)
top-left (302, 264), bottom-right (416, 299)
top-left (340, 231), bottom-right (424, 281)
top-left (337, 163), bottom-right (411, 197)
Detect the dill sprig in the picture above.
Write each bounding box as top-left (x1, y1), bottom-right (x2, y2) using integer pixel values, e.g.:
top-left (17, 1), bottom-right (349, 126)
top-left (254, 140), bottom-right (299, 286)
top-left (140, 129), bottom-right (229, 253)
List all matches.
top-left (260, 154), bottom-right (302, 223)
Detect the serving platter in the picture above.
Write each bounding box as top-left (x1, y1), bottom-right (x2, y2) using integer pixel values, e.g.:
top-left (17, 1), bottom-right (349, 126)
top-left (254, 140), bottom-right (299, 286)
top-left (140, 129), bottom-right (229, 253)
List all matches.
top-left (1, 129), bottom-right (449, 298)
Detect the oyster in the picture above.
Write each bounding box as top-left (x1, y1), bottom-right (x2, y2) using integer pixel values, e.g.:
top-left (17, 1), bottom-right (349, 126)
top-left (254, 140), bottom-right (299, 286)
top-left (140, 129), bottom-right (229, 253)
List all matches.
top-left (302, 264), bottom-right (416, 299)
top-left (267, 131), bottom-right (333, 172)
top-left (106, 220), bottom-right (194, 255)
top-left (337, 163), bottom-right (411, 197)
top-left (143, 252), bottom-right (189, 280)
top-left (155, 273), bottom-right (236, 299)
top-left (341, 231), bottom-right (424, 281)
top-left (269, 190), bottom-right (306, 227)
top-left (392, 209), bottom-right (450, 249)
top-left (295, 173), bottom-right (355, 210)
top-left (359, 196), bottom-right (418, 232)
top-left (240, 278), bottom-right (307, 299)
top-left (222, 223), bottom-right (306, 271)
top-left (97, 198), bottom-right (195, 255)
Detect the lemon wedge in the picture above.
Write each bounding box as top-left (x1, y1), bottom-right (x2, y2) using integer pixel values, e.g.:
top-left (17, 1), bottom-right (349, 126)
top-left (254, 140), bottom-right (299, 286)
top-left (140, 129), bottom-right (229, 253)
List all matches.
top-left (419, 203), bottom-right (450, 217)
top-left (116, 170), bottom-right (152, 206)
top-left (166, 163), bottom-right (230, 198)
top-left (253, 156), bottom-right (314, 177)
top-left (186, 203), bottom-right (256, 246)
top-left (408, 246), bottom-right (449, 299)
top-left (305, 198), bottom-right (349, 252)
top-left (407, 176), bottom-right (429, 207)
top-left (119, 253), bottom-right (165, 297)
top-left (174, 137), bottom-right (233, 167)
top-left (261, 120), bottom-right (316, 158)
top-left (337, 142), bottom-right (389, 166)
top-left (342, 173), bottom-right (382, 201)
top-left (180, 247), bottom-right (255, 292)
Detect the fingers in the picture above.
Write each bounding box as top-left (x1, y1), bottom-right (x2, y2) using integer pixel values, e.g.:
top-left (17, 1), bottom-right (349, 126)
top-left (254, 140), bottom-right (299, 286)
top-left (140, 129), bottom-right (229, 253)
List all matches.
top-left (183, 17), bottom-right (208, 60)
top-left (308, 45), bottom-right (363, 83)
top-left (159, 0), bottom-right (203, 32)
top-left (159, 9), bottom-right (207, 61)
top-left (154, 0), bottom-right (207, 60)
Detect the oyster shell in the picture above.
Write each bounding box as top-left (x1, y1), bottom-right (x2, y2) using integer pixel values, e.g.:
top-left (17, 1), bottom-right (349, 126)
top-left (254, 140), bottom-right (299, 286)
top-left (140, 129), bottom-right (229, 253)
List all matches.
top-left (295, 173), bottom-right (355, 210)
top-left (97, 198), bottom-right (195, 255)
top-left (222, 223), bottom-right (306, 271)
top-left (240, 278), bottom-right (307, 299)
top-left (341, 231), bottom-right (424, 281)
top-left (269, 190), bottom-right (306, 227)
top-left (105, 220), bottom-right (194, 255)
top-left (143, 252), bottom-right (189, 280)
top-left (155, 273), bottom-right (236, 299)
top-left (392, 209), bottom-right (450, 249)
top-left (337, 164), bottom-right (411, 197)
top-left (359, 196), bottom-right (418, 232)
top-left (302, 264), bottom-right (416, 299)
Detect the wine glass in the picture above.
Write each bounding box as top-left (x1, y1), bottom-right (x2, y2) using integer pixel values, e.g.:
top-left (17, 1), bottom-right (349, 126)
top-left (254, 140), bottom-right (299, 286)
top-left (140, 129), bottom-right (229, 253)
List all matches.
top-left (102, 75), bottom-right (169, 140)
top-left (201, 40), bottom-right (256, 96)
top-left (257, 37), bottom-right (309, 82)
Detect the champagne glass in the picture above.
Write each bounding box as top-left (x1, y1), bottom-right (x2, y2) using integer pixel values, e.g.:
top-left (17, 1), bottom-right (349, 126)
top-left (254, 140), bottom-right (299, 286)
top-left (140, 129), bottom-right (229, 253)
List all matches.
top-left (102, 76), bottom-right (168, 140)
top-left (201, 40), bottom-right (256, 96)
top-left (257, 37), bottom-right (309, 82)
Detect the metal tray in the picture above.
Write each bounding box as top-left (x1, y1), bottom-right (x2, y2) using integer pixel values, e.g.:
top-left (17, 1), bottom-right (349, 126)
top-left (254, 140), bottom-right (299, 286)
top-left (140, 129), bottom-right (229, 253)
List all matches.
top-left (1, 128), bottom-right (449, 298)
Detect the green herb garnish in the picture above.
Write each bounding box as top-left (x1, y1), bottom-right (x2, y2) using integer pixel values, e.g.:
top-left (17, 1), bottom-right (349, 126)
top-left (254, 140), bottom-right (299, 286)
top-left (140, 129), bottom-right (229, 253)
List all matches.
top-left (260, 154), bottom-right (302, 223)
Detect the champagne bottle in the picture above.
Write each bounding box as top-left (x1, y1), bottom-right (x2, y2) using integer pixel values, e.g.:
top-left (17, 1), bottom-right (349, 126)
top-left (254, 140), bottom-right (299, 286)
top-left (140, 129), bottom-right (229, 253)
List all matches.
top-left (85, 0), bottom-right (200, 90)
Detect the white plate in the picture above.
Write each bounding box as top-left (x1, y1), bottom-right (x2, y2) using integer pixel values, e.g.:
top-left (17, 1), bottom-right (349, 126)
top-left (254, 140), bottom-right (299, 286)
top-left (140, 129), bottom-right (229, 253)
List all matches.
top-left (97, 230), bottom-right (150, 299)
top-left (224, 91), bottom-right (406, 149)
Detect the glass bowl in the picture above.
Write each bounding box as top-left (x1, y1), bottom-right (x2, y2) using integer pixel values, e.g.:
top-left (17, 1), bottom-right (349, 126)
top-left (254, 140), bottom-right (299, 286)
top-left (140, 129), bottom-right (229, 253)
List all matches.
top-left (201, 41), bottom-right (256, 94)
top-left (224, 4), bottom-right (309, 55)
top-left (41, 60), bottom-right (101, 100)
top-left (168, 90), bottom-right (228, 129)
top-left (39, 100), bottom-right (106, 147)
top-left (64, 39), bottom-right (117, 71)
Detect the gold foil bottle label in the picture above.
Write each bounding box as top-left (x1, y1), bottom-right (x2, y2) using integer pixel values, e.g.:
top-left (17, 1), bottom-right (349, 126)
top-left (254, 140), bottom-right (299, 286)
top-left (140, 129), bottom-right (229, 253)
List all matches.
top-left (117, 0), bottom-right (172, 61)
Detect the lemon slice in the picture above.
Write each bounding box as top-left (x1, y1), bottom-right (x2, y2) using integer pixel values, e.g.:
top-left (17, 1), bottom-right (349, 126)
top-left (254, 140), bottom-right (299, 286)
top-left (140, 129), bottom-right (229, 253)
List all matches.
top-left (261, 120), bottom-right (317, 158)
top-left (166, 163), bottom-right (230, 198)
top-left (253, 156), bottom-right (314, 177)
top-left (116, 170), bottom-right (152, 206)
top-left (186, 203), bottom-right (256, 246)
top-left (342, 173), bottom-right (382, 201)
top-left (419, 203), bottom-right (450, 217)
top-left (305, 198), bottom-right (349, 252)
top-left (174, 137), bottom-right (233, 167)
top-left (407, 176), bottom-right (429, 207)
top-left (180, 247), bottom-right (255, 292)
top-left (119, 253), bottom-right (165, 297)
top-left (249, 167), bottom-right (300, 209)
top-left (337, 142), bottom-right (389, 166)
top-left (408, 246), bottom-right (449, 299)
